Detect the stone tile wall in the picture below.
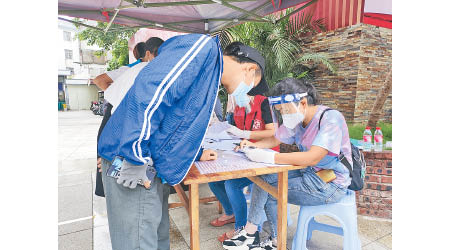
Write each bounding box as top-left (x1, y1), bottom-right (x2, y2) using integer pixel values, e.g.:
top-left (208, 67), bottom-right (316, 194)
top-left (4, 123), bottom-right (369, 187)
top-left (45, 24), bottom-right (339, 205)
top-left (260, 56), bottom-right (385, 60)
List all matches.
top-left (303, 23), bottom-right (392, 123)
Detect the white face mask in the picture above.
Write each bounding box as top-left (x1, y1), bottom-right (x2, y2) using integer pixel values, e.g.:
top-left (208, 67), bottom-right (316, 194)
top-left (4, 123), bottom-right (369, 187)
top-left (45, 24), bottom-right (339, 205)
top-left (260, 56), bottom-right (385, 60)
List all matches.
top-left (282, 113), bottom-right (304, 129)
top-left (281, 104), bottom-right (306, 129)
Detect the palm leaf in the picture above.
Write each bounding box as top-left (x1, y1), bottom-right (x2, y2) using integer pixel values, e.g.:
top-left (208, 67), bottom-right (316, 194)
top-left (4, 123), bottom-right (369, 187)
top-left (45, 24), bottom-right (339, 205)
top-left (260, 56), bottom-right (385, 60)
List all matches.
top-left (213, 29), bottom-right (234, 48)
top-left (297, 53), bottom-right (337, 73)
top-left (272, 38), bottom-right (299, 71)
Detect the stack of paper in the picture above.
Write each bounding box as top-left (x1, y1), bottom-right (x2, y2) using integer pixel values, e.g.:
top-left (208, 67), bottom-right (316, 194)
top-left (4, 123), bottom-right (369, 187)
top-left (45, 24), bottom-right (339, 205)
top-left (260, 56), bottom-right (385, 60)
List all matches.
top-left (204, 121), bottom-right (238, 141)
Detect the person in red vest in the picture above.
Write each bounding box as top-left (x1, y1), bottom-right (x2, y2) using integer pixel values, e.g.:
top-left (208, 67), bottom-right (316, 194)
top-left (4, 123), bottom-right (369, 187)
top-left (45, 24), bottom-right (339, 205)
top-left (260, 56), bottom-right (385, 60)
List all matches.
top-left (208, 42), bottom-right (279, 243)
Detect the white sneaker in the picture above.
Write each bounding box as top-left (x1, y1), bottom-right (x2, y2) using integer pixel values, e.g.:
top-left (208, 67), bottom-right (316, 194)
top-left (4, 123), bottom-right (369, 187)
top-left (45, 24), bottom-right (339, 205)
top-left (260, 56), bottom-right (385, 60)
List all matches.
top-left (248, 237), bottom-right (277, 250)
top-left (222, 229), bottom-right (260, 250)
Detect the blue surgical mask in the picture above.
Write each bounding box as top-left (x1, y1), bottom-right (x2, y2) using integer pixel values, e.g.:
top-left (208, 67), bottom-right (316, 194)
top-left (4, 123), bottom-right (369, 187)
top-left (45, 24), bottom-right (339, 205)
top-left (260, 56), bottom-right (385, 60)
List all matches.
top-left (231, 78), bottom-right (254, 107)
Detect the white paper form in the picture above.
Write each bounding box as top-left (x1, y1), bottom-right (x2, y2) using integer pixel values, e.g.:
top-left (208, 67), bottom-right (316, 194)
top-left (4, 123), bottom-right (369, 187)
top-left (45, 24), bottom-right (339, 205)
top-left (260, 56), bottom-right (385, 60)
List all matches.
top-left (202, 139), bottom-right (242, 151)
top-left (204, 121), bottom-right (238, 141)
top-left (195, 150), bottom-right (288, 174)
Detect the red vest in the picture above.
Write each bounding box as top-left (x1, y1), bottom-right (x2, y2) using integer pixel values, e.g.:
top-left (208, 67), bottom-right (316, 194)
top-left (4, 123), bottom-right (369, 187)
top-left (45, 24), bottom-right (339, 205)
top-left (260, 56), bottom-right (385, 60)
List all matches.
top-left (233, 95), bottom-right (280, 152)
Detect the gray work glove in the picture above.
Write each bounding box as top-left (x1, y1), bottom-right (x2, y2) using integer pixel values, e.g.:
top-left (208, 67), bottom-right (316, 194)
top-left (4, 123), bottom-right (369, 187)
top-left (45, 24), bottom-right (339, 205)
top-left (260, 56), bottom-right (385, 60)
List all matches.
top-left (116, 160), bottom-right (149, 189)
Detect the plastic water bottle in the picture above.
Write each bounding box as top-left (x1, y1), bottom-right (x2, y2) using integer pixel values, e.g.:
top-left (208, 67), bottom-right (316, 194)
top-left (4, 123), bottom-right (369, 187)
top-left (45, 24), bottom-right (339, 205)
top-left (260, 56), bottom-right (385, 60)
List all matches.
top-left (374, 127), bottom-right (383, 152)
top-left (363, 126), bottom-right (372, 152)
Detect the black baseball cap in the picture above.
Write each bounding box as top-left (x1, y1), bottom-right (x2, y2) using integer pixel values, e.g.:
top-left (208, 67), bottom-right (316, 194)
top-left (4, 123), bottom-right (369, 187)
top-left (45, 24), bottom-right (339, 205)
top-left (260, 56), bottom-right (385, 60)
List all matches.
top-left (234, 45), bottom-right (269, 96)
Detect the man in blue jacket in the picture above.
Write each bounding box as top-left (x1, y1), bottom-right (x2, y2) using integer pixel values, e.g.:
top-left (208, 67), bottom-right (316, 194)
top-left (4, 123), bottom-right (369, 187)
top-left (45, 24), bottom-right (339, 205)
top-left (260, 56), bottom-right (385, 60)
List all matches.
top-left (98, 33), bottom-right (268, 250)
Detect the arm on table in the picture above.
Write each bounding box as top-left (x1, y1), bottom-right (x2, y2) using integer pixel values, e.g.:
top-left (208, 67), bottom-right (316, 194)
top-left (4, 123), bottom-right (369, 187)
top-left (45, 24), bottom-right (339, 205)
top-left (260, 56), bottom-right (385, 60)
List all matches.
top-left (274, 145), bottom-right (328, 166)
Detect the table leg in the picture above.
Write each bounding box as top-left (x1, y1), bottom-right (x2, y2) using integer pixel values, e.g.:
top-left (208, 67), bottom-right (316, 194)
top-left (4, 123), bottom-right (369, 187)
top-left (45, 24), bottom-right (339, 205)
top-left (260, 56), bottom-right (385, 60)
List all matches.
top-left (277, 171), bottom-right (288, 250)
top-left (174, 184), bottom-right (190, 213)
top-left (189, 184), bottom-right (200, 250)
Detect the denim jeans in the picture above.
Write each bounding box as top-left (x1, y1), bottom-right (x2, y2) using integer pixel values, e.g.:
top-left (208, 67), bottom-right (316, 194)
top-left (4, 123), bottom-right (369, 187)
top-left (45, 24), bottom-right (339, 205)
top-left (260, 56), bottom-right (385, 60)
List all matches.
top-left (102, 159), bottom-right (170, 250)
top-left (208, 178), bottom-right (253, 229)
top-left (247, 167), bottom-right (347, 238)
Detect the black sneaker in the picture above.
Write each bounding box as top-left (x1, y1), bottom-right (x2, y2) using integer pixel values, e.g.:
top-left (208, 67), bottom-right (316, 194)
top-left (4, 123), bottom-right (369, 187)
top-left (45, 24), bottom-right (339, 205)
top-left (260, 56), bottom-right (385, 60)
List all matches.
top-left (248, 237), bottom-right (277, 250)
top-left (222, 229), bottom-right (260, 250)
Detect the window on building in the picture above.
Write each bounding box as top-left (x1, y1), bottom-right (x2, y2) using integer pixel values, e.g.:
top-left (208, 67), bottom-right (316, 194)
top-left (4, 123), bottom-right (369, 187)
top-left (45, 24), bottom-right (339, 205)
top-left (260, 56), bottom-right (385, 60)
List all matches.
top-left (63, 31), bottom-right (72, 41)
top-left (66, 67), bottom-right (74, 75)
top-left (65, 49), bottom-right (73, 60)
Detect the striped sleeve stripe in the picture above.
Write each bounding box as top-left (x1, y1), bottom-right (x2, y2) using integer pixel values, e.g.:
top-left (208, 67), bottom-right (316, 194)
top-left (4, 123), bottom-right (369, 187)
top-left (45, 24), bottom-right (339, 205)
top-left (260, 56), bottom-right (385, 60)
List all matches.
top-left (137, 36), bottom-right (212, 163)
top-left (131, 35), bottom-right (208, 163)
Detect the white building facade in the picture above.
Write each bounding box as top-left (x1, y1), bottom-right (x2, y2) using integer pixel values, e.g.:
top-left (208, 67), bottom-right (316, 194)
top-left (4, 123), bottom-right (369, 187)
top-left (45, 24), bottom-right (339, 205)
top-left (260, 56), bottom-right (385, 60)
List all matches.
top-left (58, 18), bottom-right (110, 110)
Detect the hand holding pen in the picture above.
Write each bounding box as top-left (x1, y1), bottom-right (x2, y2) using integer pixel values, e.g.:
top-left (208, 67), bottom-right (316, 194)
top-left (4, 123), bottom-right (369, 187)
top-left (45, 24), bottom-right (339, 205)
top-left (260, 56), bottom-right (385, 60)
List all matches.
top-left (233, 140), bottom-right (256, 152)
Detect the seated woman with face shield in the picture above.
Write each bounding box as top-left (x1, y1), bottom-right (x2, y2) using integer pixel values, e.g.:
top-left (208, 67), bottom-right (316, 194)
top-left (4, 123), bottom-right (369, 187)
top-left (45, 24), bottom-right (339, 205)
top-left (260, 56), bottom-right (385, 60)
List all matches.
top-left (223, 78), bottom-right (352, 250)
top-left (208, 42), bottom-right (279, 243)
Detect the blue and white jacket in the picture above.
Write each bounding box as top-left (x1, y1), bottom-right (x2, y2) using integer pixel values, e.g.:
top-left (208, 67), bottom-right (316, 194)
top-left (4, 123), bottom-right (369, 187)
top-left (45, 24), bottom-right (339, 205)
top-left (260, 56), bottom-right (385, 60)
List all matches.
top-left (98, 34), bottom-right (223, 185)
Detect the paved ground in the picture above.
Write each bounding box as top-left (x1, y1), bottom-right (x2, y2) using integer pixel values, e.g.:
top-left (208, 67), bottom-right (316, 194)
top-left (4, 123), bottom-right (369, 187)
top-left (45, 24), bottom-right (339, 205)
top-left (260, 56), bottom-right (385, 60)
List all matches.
top-left (58, 110), bottom-right (392, 250)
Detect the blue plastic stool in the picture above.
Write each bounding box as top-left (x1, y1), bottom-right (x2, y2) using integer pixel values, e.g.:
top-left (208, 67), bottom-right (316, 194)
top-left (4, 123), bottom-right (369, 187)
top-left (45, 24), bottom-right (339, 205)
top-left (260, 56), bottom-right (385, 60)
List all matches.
top-left (292, 190), bottom-right (361, 250)
top-left (244, 184), bottom-right (293, 228)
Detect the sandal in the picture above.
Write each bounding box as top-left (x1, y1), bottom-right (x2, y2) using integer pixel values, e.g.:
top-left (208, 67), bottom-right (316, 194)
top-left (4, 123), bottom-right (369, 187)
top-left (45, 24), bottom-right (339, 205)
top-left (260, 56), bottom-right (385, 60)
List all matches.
top-left (210, 216), bottom-right (235, 227)
top-left (218, 232), bottom-right (233, 242)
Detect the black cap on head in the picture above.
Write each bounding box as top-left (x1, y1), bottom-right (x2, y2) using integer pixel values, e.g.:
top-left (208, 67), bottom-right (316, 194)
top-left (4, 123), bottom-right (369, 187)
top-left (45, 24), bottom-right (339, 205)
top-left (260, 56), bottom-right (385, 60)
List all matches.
top-left (224, 43), bottom-right (269, 96)
top-left (235, 45), bottom-right (268, 96)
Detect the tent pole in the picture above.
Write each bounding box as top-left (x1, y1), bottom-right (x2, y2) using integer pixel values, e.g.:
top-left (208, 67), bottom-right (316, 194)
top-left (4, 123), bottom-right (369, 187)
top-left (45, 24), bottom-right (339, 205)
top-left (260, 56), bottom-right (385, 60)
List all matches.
top-left (58, 17), bottom-right (104, 31)
top-left (213, 0), bottom-right (273, 32)
top-left (103, 5), bottom-right (137, 12)
top-left (124, 0), bottom-right (256, 8)
top-left (167, 18), bottom-right (269, 26)
top-left (115, 14), bottom-right (195, 33)
top-left (205, 20), bottom-right (209, 33)
top-left (104, 0), bottom-right (124, 33)
top-left (213, 0), bottom-right (269, 22)
top-left (109, 24), bottom-right (191, 34)
top-left (59, 10), bottom-right (100, 15)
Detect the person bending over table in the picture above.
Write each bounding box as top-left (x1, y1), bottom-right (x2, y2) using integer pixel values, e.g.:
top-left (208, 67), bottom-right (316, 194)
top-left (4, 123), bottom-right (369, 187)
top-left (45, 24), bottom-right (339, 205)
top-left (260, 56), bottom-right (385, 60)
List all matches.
top-left (206, 42), bottom-right (278, 243)
top-left (94, 38), bottom-right (164, 198)
top-left (223, 77), bottom-right (352, 250)
top-left (98, 34), bottom-right (275, 250)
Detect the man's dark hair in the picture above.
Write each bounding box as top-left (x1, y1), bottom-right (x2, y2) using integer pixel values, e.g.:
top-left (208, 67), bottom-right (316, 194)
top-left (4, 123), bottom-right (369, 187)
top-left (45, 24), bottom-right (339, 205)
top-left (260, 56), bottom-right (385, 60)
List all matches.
top-left (268, 77), bottom-right (320, 105)
top-left (133, 42), bottom-right (147, 60)
top-left (145, 37), bottom-right (164, 56)
top-left (224, 42), bottom-right (262, 76)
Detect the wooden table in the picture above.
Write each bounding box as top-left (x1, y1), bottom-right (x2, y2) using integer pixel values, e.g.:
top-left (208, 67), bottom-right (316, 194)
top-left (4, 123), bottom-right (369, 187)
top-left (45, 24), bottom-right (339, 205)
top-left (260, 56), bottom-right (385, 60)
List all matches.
top-left (174, 163), bottom-right (309, 250)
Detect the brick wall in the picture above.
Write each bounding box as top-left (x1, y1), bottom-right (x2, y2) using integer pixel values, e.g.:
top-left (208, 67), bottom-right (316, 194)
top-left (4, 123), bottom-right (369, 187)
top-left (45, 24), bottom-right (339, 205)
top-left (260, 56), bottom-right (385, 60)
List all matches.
top-left (356, 151), bottom-right (392, 219)
top-left (303, 23), bottom-right (392, 123)
top-left (280, 144), bottom-right (392, 219)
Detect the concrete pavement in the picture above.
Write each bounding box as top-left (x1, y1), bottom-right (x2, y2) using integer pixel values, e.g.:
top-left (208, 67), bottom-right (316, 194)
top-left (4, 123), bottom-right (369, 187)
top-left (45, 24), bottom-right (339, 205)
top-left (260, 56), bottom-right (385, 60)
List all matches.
top-left (58, 110), bottom-right (391, 250)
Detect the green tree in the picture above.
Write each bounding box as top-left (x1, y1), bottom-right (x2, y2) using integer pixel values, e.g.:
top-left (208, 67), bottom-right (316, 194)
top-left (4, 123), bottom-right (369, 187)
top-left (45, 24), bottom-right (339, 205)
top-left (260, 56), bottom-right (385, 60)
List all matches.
top-left (75, 20), bottom-right (137, 70)
top-left (218, 8), bottom-right (336, 87)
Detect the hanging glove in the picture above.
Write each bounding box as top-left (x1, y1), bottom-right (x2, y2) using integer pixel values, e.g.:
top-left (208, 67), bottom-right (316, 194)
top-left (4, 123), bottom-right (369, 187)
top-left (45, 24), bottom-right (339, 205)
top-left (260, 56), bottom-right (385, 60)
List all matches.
top-left (242, 147), bottom-right (276, 164)
top-left (226, 126), bottom-right (251, 139)
top-left (117, 160), bottom-right (151, 189)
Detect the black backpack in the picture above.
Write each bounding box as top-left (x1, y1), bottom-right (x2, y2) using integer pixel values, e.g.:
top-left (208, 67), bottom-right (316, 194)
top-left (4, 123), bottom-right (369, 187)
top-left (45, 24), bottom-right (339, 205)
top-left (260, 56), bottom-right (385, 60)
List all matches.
top-left (319, 108), bottom-right (366, 191)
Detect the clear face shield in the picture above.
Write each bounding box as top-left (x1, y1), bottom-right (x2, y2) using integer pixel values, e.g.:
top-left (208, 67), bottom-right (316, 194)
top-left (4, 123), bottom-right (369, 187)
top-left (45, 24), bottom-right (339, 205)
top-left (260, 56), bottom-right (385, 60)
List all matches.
top-left (268, 93), bottom-right (308, 136)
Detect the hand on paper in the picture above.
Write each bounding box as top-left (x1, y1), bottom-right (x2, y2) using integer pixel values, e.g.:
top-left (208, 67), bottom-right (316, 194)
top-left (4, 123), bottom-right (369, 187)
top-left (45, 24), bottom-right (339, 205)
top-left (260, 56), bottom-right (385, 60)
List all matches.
top-left (226, 126), bottom-right (250, 139)
top-left (243, 148), bottom-right (276, 164)
top-left (234, 139), bottom-right (256, 152)
top-left (200, 149), bottom-right (218, 161)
